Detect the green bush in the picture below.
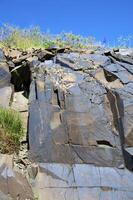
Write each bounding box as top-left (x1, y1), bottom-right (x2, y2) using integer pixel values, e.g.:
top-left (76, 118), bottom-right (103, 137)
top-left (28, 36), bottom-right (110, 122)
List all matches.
top-left (0, 107), bottom-right (24, 154)
top-left (0, 24), bottom-right (95, 50)
top-left (54, 32), bottom-right (95, 48)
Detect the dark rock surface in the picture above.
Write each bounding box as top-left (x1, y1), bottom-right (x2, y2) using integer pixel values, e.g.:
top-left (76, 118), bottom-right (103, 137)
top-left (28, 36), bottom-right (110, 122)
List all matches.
top-left (27, 47), bottom-right (133, 199)
top-left (0, 47), bottom-right (133, 199)
top-left (27, 49), bottom-right (133, 167)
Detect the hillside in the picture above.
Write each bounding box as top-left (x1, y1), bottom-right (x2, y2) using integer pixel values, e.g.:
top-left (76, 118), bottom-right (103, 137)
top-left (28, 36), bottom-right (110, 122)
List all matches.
top-left (0, 46), bottom-right (133, 199)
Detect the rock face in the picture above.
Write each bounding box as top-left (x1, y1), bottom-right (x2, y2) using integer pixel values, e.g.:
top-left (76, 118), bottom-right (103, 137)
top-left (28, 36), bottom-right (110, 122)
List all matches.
top-left (28, 49), bottom-right (133, 166)
top-left (27, 47), bottom-right (133, 199)
top-left (0, 47), bottom-right (133, 199)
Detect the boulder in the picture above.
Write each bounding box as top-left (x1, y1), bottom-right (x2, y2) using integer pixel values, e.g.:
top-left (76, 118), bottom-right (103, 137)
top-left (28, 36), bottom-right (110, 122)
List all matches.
top-left (0, 86), bottom-right (13, 107)
top-left (0, 62), bottom-right (11, 88)
top-left (0, 49), bottom-right (6, 62)
top-left (0, 154), bottom-right (34, 200)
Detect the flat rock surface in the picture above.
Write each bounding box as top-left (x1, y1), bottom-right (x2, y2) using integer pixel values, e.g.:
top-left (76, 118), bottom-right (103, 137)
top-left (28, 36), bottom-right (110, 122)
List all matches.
top-left (32, 163), bottom-right (133, 200)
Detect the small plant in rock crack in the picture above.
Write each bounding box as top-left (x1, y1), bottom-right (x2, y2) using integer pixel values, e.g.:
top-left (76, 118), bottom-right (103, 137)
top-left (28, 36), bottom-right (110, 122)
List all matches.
top-left (0, 107), bottom-right (24, 154)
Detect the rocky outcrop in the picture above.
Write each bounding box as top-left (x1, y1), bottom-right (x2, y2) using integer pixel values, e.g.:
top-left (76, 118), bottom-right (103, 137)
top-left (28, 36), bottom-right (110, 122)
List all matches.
top-left (27, 48), bottom-right (133, 167)
top-left (28, 47), bottom-right (133, 199)
top-left (0, 48), bottom-right (33, 199)
top-left (0, 154), bottom-right (34, 200)
top-left (0, 49), bottom-right (13, 107)
top-left (0, 47), bottom-right (133, 199)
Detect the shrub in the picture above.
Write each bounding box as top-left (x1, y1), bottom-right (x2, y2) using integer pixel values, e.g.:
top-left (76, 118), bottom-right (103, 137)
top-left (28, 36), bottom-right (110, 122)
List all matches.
top-left (0, 107), bottom-right (24, 154)
top-left (54, 32), bottom-right (95, 48)
top-left (0, 24), bottom-right (95, 50)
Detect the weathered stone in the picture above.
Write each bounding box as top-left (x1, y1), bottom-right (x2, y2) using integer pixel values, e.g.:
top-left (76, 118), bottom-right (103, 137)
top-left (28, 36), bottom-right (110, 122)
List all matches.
top-left (31, 163), bottom-right (133, 200)
top-left (0, 62), bottom-right (11, 88)
top-left (0, 154), bottom-right (34, 200)
top-left (0, 49), bottom-right (6, 62)
top-left (81, 53), bottom-right (111, 66)
top-left (28, 77), bottom-right (122, 166)
top-left (27, 49), bottom-right (133, 168)
top-left (94, 68), bottom-right (123, 89)
top-left (11, 91), bottom-right (28, 112)
top-left (105, 50), bottom-right (133, 65)
top-left (103, 63), bottom-right (133, 84)
top-left (27, 164), bottom-right (38, 179)
top-left (7, 61), bottom-right (15, 69)
top-left (124, 104), bottom-right (133, 146)
top-left (57, 53), bottom-right (111, 71)
top-left (117, 62), bottom-right (133, 74)
top-left (118, 48), bottom-right (133, 56)
top-left (104, 63), bottom-right (125, 72)
top-left (12, 53), bottom-right (33, 64)
top-left (36, 49), bottom-right (54, 61)
top-left (0, 191), bottom-right (13, 200)
top-left (0, 86), bottom-right (13, 107)
top-left (26, 55), bottom-right (38, 62)
top-left (0, 47), bottom-right (133, 199)
top-left (7, 49), bottom-right (22, 59)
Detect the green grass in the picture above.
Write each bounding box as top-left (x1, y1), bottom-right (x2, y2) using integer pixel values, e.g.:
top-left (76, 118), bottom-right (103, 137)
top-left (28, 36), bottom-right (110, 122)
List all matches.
top-left (0, 24), bottom-right (95, 50)
top-left (0, 107), bottom-right (24, 154)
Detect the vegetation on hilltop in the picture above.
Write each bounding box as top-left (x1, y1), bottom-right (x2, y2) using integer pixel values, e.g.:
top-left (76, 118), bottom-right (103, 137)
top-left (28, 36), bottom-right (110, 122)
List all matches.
top-left (0, 24), bottom-right (95, 50)
top-left (0, 24), bottom-right (133, 50)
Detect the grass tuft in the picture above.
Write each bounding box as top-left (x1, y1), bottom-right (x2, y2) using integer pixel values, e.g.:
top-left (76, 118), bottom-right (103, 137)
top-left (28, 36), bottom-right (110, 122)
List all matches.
top-left (0, 107), bottom-right (24, 154)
